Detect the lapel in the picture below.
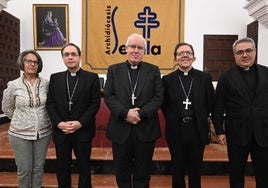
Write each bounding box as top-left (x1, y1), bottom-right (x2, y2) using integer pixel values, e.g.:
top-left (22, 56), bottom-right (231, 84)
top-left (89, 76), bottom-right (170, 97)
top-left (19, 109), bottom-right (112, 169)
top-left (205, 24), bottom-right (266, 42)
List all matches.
top-left (69, 69), bottom-right (85, 104)
top-left (135, 62), bottom-right (147, 97)
top-left (58, 71), bottom-right (68, 105)
top-left (168, 69), bottom-right (181, 97)
top-left (192, 69), bottom-right (200, 107)
top-left (171, 70), bottom-right (181, 112)
top-left (191, 69), bottom-right (204, 111)
top-left (119, 62), bottom-right (132, 97)
top-left (256, 65), bottom-right (264, 95)
top-left (231, 66), bottom-right (251, 101)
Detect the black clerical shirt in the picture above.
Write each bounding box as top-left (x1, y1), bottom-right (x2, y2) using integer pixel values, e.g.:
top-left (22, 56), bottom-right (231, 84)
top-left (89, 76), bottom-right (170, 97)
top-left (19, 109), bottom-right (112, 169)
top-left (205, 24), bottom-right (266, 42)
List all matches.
top-left (178, 69), bottom-right (194, 118)
top-left (238, 64), bottom-right (258, 100)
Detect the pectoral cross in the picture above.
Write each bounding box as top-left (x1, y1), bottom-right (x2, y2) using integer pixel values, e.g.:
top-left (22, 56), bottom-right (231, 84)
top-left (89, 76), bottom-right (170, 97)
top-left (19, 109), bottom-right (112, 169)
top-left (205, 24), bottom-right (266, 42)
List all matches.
top-left (183, 98), bottom-right (191, 110)
top-left (131, 93), bottom-right (136, 106)
top-left (68, 101), bottom-right (73, 111)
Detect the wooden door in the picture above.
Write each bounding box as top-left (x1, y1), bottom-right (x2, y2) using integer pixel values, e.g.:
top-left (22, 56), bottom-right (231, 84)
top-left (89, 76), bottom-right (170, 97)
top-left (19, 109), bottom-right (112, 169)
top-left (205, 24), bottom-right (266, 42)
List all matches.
top-left (0, 11), bottom-right (20, 114)
top-left (203, 35), bottom-right (238, 81)
top-left (247, 20), bottom-right (258, 63)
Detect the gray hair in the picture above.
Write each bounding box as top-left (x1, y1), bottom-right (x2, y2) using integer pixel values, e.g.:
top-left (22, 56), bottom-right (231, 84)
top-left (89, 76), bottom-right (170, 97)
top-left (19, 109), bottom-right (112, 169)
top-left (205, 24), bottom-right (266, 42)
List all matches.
top-left (17, 50), bottom-right (43, 73)
top-left (125, 33), bottom-right (147, 51)
top-left (232, 37), bottom-right (256, 54)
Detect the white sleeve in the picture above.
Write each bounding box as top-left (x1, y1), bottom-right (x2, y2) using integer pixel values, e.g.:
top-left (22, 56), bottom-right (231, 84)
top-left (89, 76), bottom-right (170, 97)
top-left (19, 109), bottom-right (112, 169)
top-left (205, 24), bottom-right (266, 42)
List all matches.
top-left (2, 81), bottom-right (16, 119)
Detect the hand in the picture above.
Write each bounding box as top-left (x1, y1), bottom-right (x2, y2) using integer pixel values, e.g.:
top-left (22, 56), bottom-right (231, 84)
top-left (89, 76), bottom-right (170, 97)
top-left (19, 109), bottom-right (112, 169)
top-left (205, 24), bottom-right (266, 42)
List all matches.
top-left (126, 108), bottom-right (141, 125)
top-left (217, 134), bottom-right (227, 145)
top-left (57, 121), bottom-right (82, 134)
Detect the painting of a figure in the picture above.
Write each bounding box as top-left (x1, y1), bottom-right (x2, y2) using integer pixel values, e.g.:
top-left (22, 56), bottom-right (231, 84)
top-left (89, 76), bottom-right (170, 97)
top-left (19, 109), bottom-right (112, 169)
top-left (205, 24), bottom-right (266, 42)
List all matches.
top-left (33, 4), bottom-right (69, 50)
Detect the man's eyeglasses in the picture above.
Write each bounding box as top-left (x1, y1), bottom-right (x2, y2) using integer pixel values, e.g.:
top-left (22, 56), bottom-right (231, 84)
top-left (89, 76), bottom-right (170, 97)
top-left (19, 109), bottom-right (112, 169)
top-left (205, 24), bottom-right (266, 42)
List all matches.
top-left (234, 48), bottom-right (254, 56)
top-left (176, 51), bottom-right (193, 57)
top-left (24, 59), bottom-right (38, 65)
top-left (63, 52), bottom-right (79, 57)
top-left (127, 45), bottom-right (145, 51)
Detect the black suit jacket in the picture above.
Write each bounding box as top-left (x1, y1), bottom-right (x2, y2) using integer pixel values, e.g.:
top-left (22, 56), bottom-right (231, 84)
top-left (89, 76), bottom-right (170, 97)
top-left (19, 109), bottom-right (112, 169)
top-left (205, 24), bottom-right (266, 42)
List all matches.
top-left (161, 68), bottom-right (214, 146)
top-left (212, 64), bottom-right (268, 147)
top-left (46, 69), bottom-right (101, 144)
top-left (103, 61), bottom-right (163, 144)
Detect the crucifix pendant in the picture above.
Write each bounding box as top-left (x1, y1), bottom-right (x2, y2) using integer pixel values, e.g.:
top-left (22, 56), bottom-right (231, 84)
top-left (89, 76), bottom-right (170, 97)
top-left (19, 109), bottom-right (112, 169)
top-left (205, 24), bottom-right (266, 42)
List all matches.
top-left (131, 93), bottom-right (136, 106)
top-left (68, 101), bottom-right (73, 111)
top-left (183, 98), bottom-right (191, 110)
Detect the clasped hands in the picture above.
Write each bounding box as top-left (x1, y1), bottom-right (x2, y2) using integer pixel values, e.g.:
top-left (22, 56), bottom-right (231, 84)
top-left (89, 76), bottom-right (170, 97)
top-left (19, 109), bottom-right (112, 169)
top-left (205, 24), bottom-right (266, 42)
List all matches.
top-left (57, 121), bottom-right (82, 134)
top-left (125, 107), bottom-right (141, 125)
top-left (217, 134), bottom-right (227, 145)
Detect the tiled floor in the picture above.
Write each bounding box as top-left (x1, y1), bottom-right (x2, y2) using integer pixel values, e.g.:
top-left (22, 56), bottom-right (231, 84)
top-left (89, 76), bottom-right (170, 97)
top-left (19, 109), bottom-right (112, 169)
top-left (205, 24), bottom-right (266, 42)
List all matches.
top-left (0, 123), bottom-right (255, 187)
top-left (0, 172), bottom-right (256, 188)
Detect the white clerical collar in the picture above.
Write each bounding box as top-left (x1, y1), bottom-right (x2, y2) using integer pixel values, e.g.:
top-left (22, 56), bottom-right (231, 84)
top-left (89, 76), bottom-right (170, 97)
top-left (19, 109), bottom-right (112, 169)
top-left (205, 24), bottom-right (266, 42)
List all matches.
top-left (131, 65), bottom-right (138, 69)
top-left (69, 68), bottom-right (81, 76)
top-left (70, 72), bottom-right (77, 76)
top-left (244, 67), bottom-right (250, 71)
top-left (178, 67), bottom-right (192, 76)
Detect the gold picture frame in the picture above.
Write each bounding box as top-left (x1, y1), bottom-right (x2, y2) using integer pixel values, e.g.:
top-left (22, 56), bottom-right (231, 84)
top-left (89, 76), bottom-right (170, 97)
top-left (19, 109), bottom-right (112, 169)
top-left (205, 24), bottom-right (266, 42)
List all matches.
top-left (33, 4), bottom-right (69, 50)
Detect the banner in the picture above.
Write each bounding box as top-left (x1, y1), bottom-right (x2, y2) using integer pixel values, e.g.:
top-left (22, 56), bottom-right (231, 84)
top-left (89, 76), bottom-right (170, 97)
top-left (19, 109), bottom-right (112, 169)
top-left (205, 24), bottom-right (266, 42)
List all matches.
top-left (82, 0), bottom-right (184, 74)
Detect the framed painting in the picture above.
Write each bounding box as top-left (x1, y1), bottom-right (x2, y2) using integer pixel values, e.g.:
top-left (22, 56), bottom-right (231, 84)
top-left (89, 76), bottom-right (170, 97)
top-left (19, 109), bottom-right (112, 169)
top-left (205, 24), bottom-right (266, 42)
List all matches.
top-left (33, 4), bottom-right (69, 50)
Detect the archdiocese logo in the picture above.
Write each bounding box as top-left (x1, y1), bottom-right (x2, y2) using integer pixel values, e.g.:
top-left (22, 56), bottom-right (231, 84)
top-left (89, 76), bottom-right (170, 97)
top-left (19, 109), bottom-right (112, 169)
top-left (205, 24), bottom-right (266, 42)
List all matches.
top-left (84, 0), bottom-right (183, 74)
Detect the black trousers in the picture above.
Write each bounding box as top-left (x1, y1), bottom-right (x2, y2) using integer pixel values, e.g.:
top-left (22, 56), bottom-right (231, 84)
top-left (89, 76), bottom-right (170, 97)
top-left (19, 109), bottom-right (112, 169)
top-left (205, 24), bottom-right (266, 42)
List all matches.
top-left (227, 136), bottom-right (268, 188)
top-left (169, 123), bottom-right (205, 188)
top-left (112, 131), bottom-right (156, 188)
top-left (55, 135), bottom-right (92, 188)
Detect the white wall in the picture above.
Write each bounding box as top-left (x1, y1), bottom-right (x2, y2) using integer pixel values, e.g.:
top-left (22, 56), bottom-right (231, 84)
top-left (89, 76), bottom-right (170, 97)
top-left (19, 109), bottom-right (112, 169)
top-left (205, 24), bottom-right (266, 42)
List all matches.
top-left (184, 0), bottom-right (254, 70)
top-left (258, 24), bottom-right (268, 66)
top-left (5, 0), bottom-right (258, 79)
top-left (5, 0), bottom-right (82, 79)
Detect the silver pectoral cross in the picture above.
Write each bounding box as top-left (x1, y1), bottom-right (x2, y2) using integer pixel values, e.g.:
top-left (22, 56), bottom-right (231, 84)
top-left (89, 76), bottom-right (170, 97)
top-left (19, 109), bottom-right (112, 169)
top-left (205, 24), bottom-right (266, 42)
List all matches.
top-left (131, 93), bottom-right (136, 106)
top-left (183, 98), bottom-right (191, 110)
top-left (68, 101), bottom-right (73, 111)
